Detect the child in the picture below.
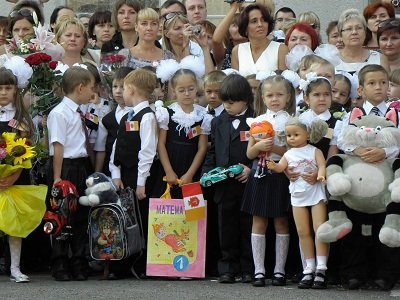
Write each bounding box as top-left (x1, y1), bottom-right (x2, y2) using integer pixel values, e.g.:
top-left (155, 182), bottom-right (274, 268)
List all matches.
top-left (202, 74), bottom-right (254, 284)
top-left (46, 66), bottom-right (96, 281)
top-left (155, 68), bottom-right (210, 199)
top-left (94, 67), bottom-right (133, 176)
top-left (330, 74), bottom-right (352, 118)
top-left (246, 74), bottom-right (260, 105)
top-left (204, 70), bottom-right (226, 117)
top-left (241, 73), bottom-right (296, 287)
top-left (0, 67), bottom-right (46, 283)
top-left (388, 69), bottom-right (400, 105)
top-left (267, 117), bottom-right (329, 289)
top-left (109, 68), bottom-right (158, 277)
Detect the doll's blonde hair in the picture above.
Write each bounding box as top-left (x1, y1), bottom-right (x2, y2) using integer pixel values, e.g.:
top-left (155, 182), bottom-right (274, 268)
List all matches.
top-left (285, 116), bottom-right (328, 144)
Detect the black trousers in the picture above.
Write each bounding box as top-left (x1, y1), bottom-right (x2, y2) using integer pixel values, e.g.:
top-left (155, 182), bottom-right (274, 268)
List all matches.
top-left (46, 157), bottom-right (92, 276)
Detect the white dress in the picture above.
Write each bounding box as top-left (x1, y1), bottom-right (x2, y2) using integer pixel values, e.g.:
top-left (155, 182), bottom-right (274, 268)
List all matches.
top-left (237, 41), bottom-right (280, 77)
top-left (284, 144), bottom-right (326, 207)
top-left (335, 50), bottom-right (381, 75)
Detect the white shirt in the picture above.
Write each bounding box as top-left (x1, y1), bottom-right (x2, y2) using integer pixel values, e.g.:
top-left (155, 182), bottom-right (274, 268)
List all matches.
top-left (109, 101), bottom-right (158, 186)
top-left (206, 104), bottom-right (224, 117)
top-left (0, 103), bottom-right (15, 122)
top-left (47, 97), bottom-right (87, 159)
top-left (94, 105), bottom-right (129, 152)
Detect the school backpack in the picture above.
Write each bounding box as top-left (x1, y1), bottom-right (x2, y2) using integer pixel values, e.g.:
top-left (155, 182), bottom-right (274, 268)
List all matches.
top-left (88, 187), bottom-right (144, 260)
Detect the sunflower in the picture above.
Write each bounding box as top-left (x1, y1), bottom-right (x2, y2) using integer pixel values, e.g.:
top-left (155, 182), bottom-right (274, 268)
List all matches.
top-left (5, 137), bottom-right (36, 165)
top-left (2, 132), bottom-right (17, 144)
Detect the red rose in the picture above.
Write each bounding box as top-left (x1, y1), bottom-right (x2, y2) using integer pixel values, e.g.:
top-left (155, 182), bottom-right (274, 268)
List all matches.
top-left (25, 53), bottom-right (41, 66)
top-left (48, 61), bottom-right (58, 70)
top-left (39, 52), bottom-right (52, 63)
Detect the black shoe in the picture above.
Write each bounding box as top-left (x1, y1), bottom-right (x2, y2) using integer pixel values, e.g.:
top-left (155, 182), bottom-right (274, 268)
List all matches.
top-left (218, 274), bottom-right (235, 284)
top-left (241, 273), bottom-right (253, 283)
top-left (272, 272), bottom-right (286, 286)
top-left (252, 273), bottom-right (265, 287)
top-left (73, 273), bottom-right (88, 281)
top-left (374, 278), bottom-right (394, 291)
top-left (53, 272), bottom-right (70, 281)
top-left (298, 273), bottom-right (314, 289)
top-left (348, 278), bottom-right (363, 290)
top-left (312, 272), bottom-right (327, 289)
top-left (291, 271), bottom-right (303, 283)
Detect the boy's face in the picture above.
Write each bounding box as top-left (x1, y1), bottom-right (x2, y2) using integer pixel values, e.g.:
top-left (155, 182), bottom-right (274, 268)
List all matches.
top-left (112, 79), bottom-right (125, 106)
top-left (358, 71), bottom-right (389, 106)
top-left (79, 79), bottom-right (95, 105)
top-left (204, 83), bottom-right (222, 109)
top-left (223, 100), bottom-right (247, 116)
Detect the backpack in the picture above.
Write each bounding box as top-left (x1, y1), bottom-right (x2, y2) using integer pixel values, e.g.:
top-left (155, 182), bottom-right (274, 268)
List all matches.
top-left (88, 187), bottom-right (144, 260)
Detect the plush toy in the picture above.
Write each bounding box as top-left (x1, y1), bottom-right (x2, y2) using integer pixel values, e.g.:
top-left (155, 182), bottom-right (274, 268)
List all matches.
top-left (316, 107), bottom-right (400, 290)
top-left (79, 172), bottom-right (121, 206)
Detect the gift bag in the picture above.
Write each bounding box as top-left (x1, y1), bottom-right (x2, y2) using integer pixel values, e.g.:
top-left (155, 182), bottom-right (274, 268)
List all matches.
top-left (146, 194), bottom-right (207, 278)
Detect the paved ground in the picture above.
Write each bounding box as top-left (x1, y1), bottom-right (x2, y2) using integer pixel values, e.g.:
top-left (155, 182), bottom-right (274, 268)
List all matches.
top-left (0, 274), bottom-right (399, 300)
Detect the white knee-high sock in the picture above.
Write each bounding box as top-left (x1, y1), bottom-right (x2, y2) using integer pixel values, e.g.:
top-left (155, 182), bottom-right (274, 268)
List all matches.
top-left (274, 234), bottom-right (289, 276)
top-left (8, 236), bottom-right (23, 277)
top-left (251, 233), bottom-right (265, 278)
top-left (299, 242), bottom-right (306, 269)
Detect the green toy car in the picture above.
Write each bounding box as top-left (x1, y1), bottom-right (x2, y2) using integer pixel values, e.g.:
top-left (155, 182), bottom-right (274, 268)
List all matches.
top-left (200, 164), bottom-right (244, 187)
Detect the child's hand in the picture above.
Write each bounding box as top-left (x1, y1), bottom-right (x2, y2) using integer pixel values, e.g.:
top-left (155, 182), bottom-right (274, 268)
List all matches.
top-left (266, 160), bottom-right (276, 170)
top-left (235, 163), bottom-right (250, 183)
top-left (317, 176), bottom-right (326, 183)
top-left (355, 147), bottom-right (385, 163)
top-left (180, 173), bottom-right (193, 185)
top-left (0, 169), bottom-right (22, 190)
top-left (112, 178), bottom-right (124, 190)
top-left (284, 166), bottom-right (300, 181)
top-left (166, 171), bottom-right (179, 186)
top-left (136, 185), bottom-right (146, 200)
top-left (255, 137), bottom-right (274, 152)
top-left (301, 170), bottom-right (318, 185)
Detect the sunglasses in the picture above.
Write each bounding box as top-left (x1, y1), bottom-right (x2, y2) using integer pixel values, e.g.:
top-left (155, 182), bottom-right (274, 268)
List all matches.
top-left (9, 8), bottom-right (34, 19)
top-left (161, 12), bottom-right (186, 21)
top-left (378, 19), bottom-right (400, 28)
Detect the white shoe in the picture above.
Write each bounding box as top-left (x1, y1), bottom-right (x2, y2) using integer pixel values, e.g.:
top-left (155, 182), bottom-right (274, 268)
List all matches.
top-left (10, 273), bottom-right (30, 283)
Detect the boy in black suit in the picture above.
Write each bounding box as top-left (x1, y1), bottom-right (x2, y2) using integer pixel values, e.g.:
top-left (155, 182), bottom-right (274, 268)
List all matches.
top-left (202, 74), bottom-right (254, 283)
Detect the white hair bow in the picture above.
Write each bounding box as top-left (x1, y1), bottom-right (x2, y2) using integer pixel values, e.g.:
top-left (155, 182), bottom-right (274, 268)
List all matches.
top-left (285, 44), bottom-right (314, 71)
top-left (256, 70), bottom-right (300, 89)
top-left (221, 68), bottom-right (239, 76)
top-left (299, 72), bottom-right (330, 93)
top-left (54, 62), bottom-right (88, 75)
top-left (156, 55), bottom-right (205, 83)
top-left (314, 44), bottom-right (341, 67)
top-left (335, 70), bottom-right (359, 99)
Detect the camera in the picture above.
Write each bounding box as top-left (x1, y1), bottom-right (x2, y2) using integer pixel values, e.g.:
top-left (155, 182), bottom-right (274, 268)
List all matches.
top-left (191, 24), bottom-right (202, 36)
top-left (224, 0), bottom-right (256, 3)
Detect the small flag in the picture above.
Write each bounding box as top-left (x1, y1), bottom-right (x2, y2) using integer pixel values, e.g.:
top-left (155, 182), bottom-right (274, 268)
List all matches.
top-left (187, 125), bottom-right (201, 139)
top-left (182, 182), bottom-right (206, 221)
top-left (85, 112), bottom-right (99, 124)
top-left (125, 120), bottom-right (139, 131)
top-left (240, 131), bottom-right (251, 141)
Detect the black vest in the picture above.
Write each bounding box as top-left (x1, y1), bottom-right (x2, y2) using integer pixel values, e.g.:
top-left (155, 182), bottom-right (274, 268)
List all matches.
top-left (311, 116), bottom-right (338, 159)
top-left (113, 107), bottom-right (153, 169)
top-left (102, 108), bottom-right (120, 157)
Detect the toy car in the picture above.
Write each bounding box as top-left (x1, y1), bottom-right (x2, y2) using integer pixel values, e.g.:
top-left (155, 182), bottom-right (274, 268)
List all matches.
top-left (200, 164), bottom-right (244, 187)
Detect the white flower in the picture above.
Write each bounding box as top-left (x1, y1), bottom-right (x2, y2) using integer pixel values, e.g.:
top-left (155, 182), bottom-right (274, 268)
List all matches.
top-left (31, 24), bottom-right (54, 51)
top-left (3, 56), bottom-right (33, 88)
top-left (256, 70), bottom-right (276, 81)
top-left (54, 62), bottom-right (69, 75)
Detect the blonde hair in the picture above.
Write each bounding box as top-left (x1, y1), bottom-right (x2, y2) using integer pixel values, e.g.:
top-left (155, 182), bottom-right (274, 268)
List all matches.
top-left (162, 14), bottom-right (189, 54)
top-left (62, 66), bottom-right (94, 95)
top-left (124, 68), bottom-right (157, 98)
top-left (389, 69), bottom-right (400, 85)
top-left (204, 70), bottom-right (227, 86)
top-left (298, 11), bottom-right (320, 29)
top-left (137, 7), bottom-right (159, 24)
top-left (55, 17), bottom-right (88, 53)
top-left (299, 55), bottom-right (325, 75)
top-left (337, 9), bottom-right (366, 35)
top-left (286, 117), bottom-right (328, 144)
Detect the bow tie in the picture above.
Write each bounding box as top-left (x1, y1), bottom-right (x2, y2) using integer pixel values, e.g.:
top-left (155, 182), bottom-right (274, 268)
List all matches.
top-left (208, 108), bottom-right (216, 116)
top-left (228, 114), bottom-right (245, 121)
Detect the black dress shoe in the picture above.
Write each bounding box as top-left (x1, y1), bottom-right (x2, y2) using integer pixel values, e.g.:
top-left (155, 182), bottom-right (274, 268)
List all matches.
top-left (298, 273), bottom-right (314, 289)
top-left (252, 273), bottom-right (266, 287)
top-left (218, 274), bottom-right (235, 284)
top-left (348, 278), bottom-right (363, 290)
top-left (272, 272), bottom-right (286, 286)
top-left (374, 278), bottom-right (394, 291)
top-left (54, 272), bottom-right (70, 281)
top-left (241, 274), bottom-right (253, 283)
top-left (312, 272), bottom-right (327, 289)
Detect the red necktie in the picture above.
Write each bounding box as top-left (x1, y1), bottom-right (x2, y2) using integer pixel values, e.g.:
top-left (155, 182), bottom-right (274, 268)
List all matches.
top-left (77, 107), bottom-right (95, 165)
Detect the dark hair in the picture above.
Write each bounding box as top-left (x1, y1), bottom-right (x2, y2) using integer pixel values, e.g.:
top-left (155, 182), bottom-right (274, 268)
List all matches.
top-left (377, 18), bottom-right (400, 44)
top-left (8, 10), bottom-right (35, 35)
top-left (0, 67), bottom-right (34, 136)
top-left (238, 4), bottom-right (274, 38)
top-left (0, 16), bottom-right (9, 30)
top-left (358, 64), bottom-right (388, 86)
top-left (274, 7), bottom-right (296, 19)
top-left (88, 11), bottom-right (112, 40)
top-left (61, 66), bottom-right (94, 95)
top-left (10, 0), bottom-right (44, 24)
top-left (220, 74), bottom-right (253, 105)
top-left (285, 23), bottom-right (319, 50)
top-left (326, 20), bottom-right (338, 37)
top-left (304, 78), bottom-right (331, 97)
top-left (113, 66), bottom-right (134, 81)
top-left (363, 2), bottom-right (395, 46)
top-left (170, 69), bottom-right (197, 89)
top-left (160, 0), bottom-right (187, 15)
top-left (84, 62), bottom-right (101, 85)
top-left (50, 6), bottom-right (73, 27)
top-left (112, 0), bottom-right (141, 31)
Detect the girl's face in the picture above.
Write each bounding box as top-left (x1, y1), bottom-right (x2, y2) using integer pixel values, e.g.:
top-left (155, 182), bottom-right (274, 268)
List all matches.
top-left (59, 24), bottom-right (86, 53)
top-left (247, 78), bottom-right (260, 99)
top-left (311, 64), bottom-right (335, 84)
top-left (12, 18), bottom-right (34, 40)
top-left (332, 80), bottom-right (350, 105)
top-left (262, 82), bottom-right (290, 113)
top-left (0, 84), bottom-right (17, 107)
top-left (93, 22), bottom-right (115, 44)
top-left (247, 9), bottom-right (269, 39)
top-left (288, 29), bottom-right (312, 51)
top-left (379, 30), bottom-right (400, 58)
top-left (112, 79), bottom-right (125, 106)
top-left (117, 4), bottom-right (137, 32)
top-left (165, 18), bottom-right (186, 45)
top-left (0, 25), bottom-right (7, 46)
top-left (136, 18), bottom-right (159, 41)
top-left (327, 26), bottom-right (344, 50)
top-left (304, 82), bottom-right (332, 114)
top-left (285, 124), bottom-right (308, 148)
top-left (367, 7), bottom-right (390, 34)
top-left (388, 81), bottom-right (400, 99)
top-left (173, 74), bottom-right (197, 107)
top-left (340, 19), bottom-right (366, 47)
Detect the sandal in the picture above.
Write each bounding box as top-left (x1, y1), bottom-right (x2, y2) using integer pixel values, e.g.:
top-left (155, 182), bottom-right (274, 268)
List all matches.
top-left (312, 272), bottom-right (327, 289)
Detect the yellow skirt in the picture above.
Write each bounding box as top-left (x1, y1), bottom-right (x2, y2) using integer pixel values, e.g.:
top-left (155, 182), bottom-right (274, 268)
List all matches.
top-left (0, 185), bottom-right (47, 238)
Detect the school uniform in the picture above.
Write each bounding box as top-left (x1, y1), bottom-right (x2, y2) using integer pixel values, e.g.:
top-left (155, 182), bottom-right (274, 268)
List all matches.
top-left (202, 107), bottom-right (254, 278)
top-left (46, 96), bottom-right (93, 280)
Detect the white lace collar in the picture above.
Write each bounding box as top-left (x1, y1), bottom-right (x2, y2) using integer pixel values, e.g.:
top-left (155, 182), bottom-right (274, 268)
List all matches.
top-left (169, 102), bottom-right (206, 133)
top-left (301, 109), bottom-right (331, 121)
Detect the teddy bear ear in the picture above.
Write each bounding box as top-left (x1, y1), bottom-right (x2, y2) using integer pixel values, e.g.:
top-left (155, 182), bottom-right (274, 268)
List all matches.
top-left (385, 108), bottom-right (399, 127)
top-left (349, 107), bottom-right (366, 123)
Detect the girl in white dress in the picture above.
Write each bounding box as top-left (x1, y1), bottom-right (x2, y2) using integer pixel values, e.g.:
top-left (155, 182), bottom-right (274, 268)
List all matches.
top-left (267, 116), bottom-right (329, 290)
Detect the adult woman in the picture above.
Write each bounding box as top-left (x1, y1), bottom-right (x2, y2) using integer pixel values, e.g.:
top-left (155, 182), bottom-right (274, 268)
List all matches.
top-left (231, 4), bottom-right (288, 77)
top-left (298, 11), bottom-right (321, 39)
top-left (0, 17), bottom-right (8, 46)
top-left (88, 11), bottom-right (115, 50)
top-left (50, 6), bottom-right (75, 31)
top-left (285, 23), bottom-right (319, 51)
top-left (336, 9), bottom-right (389, 75)
top-left (378, 18), bottom-right (400, 72)
top-left (101, 0), bottom-right (141, 54)
top-left (55, 17), bottom-right (95, 67)
top-left (162, 13), bottom-right (213, 73)
top-left (10, 0), bottom-right (44, 25)
top-left (326, 20), bottom-right (344, 50)
top-left (363, 2), bottom-right (395, 49)
top-left (119, 8), bottom-right (174, 69)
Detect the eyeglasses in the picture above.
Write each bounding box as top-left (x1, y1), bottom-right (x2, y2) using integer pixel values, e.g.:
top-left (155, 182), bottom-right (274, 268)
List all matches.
top-left (378, 19), bottom-right (400, 28)
top-left (341, 26), bottom-right (364, 33)
top-left (9, 8), bottom-right (34, 19)
top-left (161, 12), bottom-right (186, 21)
top-left (176, 86), bottom-right (197, 94)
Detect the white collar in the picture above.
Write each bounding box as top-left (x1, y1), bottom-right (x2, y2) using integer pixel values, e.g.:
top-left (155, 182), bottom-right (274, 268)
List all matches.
top-left (301, 109), bottom-right (331, 121)
top-left (169, 102), bottom-right (205, 133)
top-left (0, 103), bottom-right (15, 112)
top-left (364, 101), bottom-right (387, 115)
